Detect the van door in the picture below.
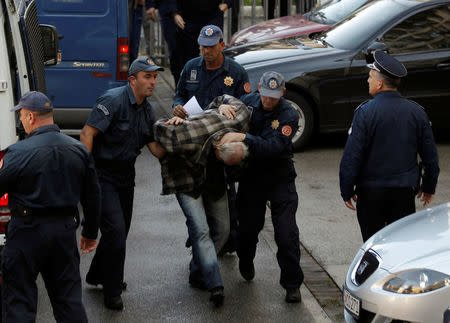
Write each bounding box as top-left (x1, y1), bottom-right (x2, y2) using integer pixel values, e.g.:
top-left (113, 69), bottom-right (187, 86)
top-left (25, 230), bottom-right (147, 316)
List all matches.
top-left (37, 0), bottom-right (129, 129)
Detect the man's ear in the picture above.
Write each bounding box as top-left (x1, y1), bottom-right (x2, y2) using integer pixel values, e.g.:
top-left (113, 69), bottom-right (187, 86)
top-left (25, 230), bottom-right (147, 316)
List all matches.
top-left (282, 88), bottom-right (286, 96)
top-left (257, 83), bottom-right (261, 92)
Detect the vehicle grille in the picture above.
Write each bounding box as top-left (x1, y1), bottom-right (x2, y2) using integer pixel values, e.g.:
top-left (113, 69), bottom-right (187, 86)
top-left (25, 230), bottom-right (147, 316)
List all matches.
top-left (354, 250), bottom-right (379, 286)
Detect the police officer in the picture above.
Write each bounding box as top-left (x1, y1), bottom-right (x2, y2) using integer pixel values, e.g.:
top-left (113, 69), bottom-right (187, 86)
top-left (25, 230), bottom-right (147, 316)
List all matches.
top-left (218, 71), bottom-right (304, 303)
top-left (0, 91), bottom-right (101, 322)
top-left (80, 57), bottom-right (166, 310)
top-left (339, 51), bottom-right (440, 242)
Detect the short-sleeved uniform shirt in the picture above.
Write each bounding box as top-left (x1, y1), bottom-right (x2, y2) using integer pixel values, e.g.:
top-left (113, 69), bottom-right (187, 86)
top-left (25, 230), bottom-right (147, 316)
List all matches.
top-left (241, 93), bottom-right (299, 183)
top-left (173, 55), bottom-right (250, 109)
top-left (86, 84), bottom-right (156, 184)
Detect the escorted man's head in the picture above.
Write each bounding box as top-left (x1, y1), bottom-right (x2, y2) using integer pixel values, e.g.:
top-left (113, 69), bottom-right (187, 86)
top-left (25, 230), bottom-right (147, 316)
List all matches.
top-left (10, 91), bottom-right (54, 134)
top-left (258, 71), bottom-right (286, 111)
top-left (197, 25), bottom-right (225, 67)
top-left (366, 51), bottom-right (407, 96)
top-left (128, 57), bottom-right (164, 103)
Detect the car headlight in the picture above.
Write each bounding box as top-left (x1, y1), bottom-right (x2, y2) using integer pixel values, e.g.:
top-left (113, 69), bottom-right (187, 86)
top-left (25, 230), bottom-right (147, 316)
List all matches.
top-left (383, 269), bottom-right (450, 294)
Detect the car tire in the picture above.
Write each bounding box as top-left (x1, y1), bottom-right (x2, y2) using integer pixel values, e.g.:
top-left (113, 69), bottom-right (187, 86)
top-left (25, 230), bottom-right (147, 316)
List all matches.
top-left (284, 92), bottom-right (314, 150)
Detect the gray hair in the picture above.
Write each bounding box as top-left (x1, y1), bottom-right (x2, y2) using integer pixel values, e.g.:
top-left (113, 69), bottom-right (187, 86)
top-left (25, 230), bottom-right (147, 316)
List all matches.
top-left (216, 142), bottom-right (249, 165)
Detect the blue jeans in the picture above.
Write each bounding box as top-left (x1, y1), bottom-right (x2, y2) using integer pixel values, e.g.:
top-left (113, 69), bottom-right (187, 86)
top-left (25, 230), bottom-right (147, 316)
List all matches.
top-left (176, 191), bottom-right (229, 290)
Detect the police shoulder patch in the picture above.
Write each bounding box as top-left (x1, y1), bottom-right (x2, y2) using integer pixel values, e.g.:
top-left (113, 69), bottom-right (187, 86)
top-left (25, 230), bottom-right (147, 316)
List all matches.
top-left (97, 104), bottom-right (110, 116)
top-left (281, 125), bottom-right (292, 136)
top-left (244, 82), bottom-right (251, 93)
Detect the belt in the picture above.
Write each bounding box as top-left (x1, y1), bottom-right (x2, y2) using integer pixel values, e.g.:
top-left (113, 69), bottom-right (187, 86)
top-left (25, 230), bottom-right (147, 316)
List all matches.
top-left (11, 206), bottom-right (78, 221)
top-left (95, 159), bottom-right (135, 173)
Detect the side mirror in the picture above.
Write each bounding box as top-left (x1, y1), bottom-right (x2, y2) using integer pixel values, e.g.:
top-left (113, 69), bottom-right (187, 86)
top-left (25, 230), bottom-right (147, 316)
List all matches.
top-left (363, 42), bottom-right (388, 63)
top-left (40, 24), bottom-right (59, 66)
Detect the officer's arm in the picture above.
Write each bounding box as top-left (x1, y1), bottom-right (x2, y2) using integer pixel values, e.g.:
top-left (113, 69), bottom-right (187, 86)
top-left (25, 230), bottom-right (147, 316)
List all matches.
top-left (0, 150), bottom-right (19, 196)
top-left (417, 116), bottom-right (439, 196)
top-left (339, 109), bottom-right (367, 203)
top-left (80, 152), bottom-right (101, 241)
top-left (173, 68), bottom-right (188, 116)
top-left (80, 125), bottom-right (100, 152)
top-left (147, 142), bottom-right (166, 159)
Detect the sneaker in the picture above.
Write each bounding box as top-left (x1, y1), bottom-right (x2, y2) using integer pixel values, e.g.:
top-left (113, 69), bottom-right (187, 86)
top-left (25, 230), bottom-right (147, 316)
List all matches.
top-left (285, 288), bottom-right (301, 303)
top-left (209, 286), bottom-right (224, 307)
top-left (238, 259), bottom-right (255, 281)
top-left (104, 295), bottom-right (124, 310)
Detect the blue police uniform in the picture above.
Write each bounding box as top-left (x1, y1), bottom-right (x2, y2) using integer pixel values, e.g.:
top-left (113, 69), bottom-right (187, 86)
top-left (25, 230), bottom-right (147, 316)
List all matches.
top-left (237, 93), bottom-right (304, 290)
top-left (0, 124), bottom-right (100, 323)
top-left (85, 84), bottom-right (156, 298)
top-left (340, 50), bottom-right (439, 242)
top-left (174, 55), bottom-right (249, 109)
top-left (340, 91), bottom-right (440, 241)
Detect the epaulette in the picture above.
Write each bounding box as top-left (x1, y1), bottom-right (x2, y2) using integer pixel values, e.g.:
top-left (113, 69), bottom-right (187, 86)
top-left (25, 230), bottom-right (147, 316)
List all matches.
top-left (354, 99), bottom-right (370, 113)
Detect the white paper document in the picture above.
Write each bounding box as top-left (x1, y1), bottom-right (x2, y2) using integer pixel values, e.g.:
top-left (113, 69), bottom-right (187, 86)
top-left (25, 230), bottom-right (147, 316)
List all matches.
top-left (184, 96), bottom-right (203, 116)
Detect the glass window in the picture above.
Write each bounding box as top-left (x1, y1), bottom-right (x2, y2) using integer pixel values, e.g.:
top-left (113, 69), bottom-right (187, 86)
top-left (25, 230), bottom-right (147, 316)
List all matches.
top-left (379, 5), bottom-right (450, 53)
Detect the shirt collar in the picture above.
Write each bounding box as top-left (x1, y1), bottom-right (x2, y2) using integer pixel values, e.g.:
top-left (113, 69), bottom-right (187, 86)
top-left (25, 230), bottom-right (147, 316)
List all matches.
top-left (28, 124), bottom-right (60, 138)
top-left (198, 54), bottom-right (229, 71)
top-left (126, 84), bottom-right (138, 106)
top-left (374, 90), bottom-right (401, 99)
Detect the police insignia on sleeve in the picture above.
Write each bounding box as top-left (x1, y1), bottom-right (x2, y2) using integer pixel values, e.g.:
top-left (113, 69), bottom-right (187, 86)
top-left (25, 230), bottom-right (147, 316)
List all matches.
top-left (244, 82), bottom-right (251, 93)
top-left (271, 120), bottom-right (279, 129)
top-left (224, 76), bottom-right (234, 86)
top-left (190, 69), bottom-right (197, 81)
top-left (97, 104), bottom-right (110, 116)
top-left (281, 125), bottom-right (292, 136)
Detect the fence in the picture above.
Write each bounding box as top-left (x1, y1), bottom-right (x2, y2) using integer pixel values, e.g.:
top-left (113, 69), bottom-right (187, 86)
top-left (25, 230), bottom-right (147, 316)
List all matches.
top-left (142, 0), bottom-right (317, 67)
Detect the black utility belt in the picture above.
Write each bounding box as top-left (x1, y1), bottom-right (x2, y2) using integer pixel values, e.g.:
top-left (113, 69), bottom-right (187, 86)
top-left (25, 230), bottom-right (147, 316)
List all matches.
top-left (95, 159), bottom-right (135, 173)
top-left (11, 206), bottom-right (78, 219)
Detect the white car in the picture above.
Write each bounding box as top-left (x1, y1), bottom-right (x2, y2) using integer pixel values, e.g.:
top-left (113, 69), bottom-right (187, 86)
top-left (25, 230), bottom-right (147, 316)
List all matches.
top-left (344, 202), bottom-right (450, 323)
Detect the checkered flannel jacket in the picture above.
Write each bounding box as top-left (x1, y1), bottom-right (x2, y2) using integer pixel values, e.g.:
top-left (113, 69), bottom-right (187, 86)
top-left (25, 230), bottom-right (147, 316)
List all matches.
top-left (154, 95), bottom-right (251, 197)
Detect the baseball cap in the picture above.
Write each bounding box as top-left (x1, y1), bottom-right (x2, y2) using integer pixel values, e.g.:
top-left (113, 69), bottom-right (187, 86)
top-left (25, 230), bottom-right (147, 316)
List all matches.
top-left (128, 57), bottom-right (164, 76)
top-left (367, 50), bottom-right (407, 79)
top-left (197, 25), bottom-right (223, 47)
top-left (10, 91), bottom-right (53, 112)
top-left (259, 71), bottom-right (285, 99)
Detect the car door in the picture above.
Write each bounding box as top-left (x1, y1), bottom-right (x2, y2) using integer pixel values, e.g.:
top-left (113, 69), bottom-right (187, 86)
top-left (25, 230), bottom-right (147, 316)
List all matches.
top-left (348, 3), bottom-right (450, 130)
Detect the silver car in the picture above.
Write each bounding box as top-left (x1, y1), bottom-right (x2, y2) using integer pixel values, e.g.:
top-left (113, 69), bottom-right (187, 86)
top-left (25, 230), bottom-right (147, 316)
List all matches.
top-left (344, 202), bottom-right (450, 323)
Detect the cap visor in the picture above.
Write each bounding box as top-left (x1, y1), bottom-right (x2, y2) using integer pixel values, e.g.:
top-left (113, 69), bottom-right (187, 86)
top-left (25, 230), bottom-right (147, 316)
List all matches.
top-left (198, 38), bottom-right (220, 47)
top-left (143, 66), bottom-right (165, 72)
top-left (260, 88), bottom-right (283, 99)
top-left (10, 105), bottom-right (22, 112)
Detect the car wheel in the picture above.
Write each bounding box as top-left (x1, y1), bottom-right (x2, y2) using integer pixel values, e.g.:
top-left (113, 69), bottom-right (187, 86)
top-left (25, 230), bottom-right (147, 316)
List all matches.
top-left (284, 92), bottom-right (314, 150)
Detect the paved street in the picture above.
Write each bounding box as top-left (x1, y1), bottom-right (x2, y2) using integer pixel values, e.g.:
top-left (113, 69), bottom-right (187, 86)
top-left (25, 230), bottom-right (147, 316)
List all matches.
top-left (33, 70), bottom-right (450, 322)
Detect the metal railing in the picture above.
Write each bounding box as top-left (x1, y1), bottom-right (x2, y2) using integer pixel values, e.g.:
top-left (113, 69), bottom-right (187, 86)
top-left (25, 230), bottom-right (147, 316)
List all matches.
top-left (141, 0), bottom-right (316, 67)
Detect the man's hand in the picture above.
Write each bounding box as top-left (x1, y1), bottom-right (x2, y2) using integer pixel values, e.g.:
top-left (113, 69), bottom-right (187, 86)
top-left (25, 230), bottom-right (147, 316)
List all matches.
top-left (344, 195), bottom-right (357, 211)
top-left (80, 236), bottom-right (97, 254)
top-left (165, 116), bottom-right (185, 125)
top-left (218, 132), bottom-right (245, 145)
top-left (148, 141), bottom-right (166, 159)
top-left (417, 190), bottom-right (434, 206)
top-left (173, 14), bottom-right (185, 29)
top-left (219, 3), bottom-right (228, 12)
top-left (134, 0), bottom-right (145, 8)
top-left (218, 104), bottom-right (236, 120)
top-left (173, 105), bottom-right (188, 118)
top-left (146, 7), bottom-right (157, 21)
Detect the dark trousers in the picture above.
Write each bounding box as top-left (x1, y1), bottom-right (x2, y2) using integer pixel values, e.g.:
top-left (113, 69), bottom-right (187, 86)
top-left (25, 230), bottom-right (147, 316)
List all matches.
top-left (356, 187), bottom-right (416, 242)
top-left (175, 10), bottom-right (224, 74)
top-left (160, 15), bottom-right (181, 85)
top-left (237, 179), bottom-right (303, 289)
top-left (2, 216), bottom-right (87, 323)
top-left (87, 179), bottom-right (134, 297)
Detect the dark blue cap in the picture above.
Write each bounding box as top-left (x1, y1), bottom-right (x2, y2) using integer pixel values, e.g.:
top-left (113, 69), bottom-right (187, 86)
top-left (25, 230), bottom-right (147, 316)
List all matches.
top-left (128, 57), bottom-right (164, 76)
top-left (10, 91), bottom-right (53, 112)
top-left (197, 25), bottom-right (223, 46)
top-left (367, 51), bottom-right (407, 79)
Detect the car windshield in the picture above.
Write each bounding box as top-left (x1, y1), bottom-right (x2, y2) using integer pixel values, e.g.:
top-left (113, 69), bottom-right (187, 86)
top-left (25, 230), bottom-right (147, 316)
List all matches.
top-left (304, 0), bottom-right (370, 25)
top-left (319, 0), bottom-right (408, 49)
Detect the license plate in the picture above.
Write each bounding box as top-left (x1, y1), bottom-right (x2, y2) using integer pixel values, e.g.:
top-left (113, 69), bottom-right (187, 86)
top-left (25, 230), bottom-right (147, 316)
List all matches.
top-left (343, 287), bottom-right (361, 319)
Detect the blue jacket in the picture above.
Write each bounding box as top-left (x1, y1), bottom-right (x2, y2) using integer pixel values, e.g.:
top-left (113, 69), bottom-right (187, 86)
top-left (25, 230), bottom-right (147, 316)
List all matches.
top-left (339, 91), bottom-right (439, 201)
top-left (173, 55), bottom-right (249, 110)
top-left (0, 125), bottom-right (100, 239)
top-left (241, 93), bottom-right (299, 182)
